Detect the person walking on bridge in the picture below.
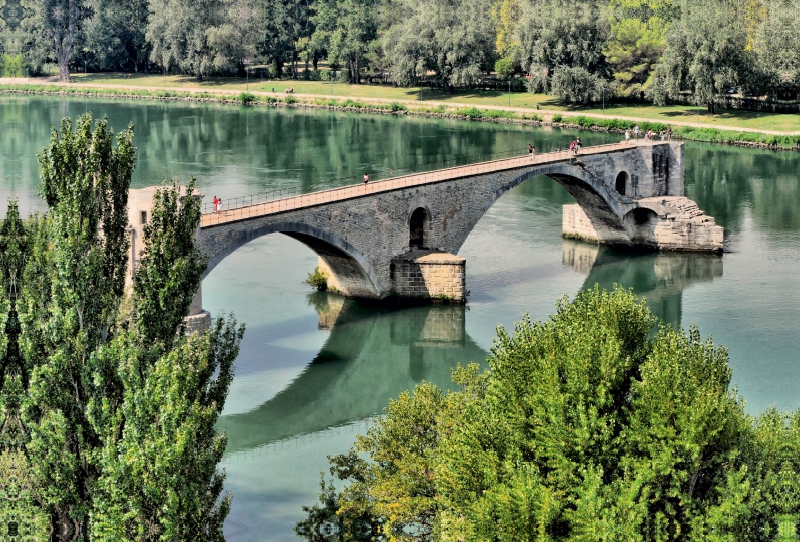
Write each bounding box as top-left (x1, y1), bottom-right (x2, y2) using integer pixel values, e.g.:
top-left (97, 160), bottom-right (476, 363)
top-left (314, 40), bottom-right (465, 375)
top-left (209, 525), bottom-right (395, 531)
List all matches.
top-left (634, 125), bottom-right (640, 140)
top-left (213, 196), bottom-right (219, 214)
top-left (528, 143), bottom-right (536, 158)
top-left (363, 173), bottom-right (370, 185)
top-left (625, 129), bottom-right (631, 144)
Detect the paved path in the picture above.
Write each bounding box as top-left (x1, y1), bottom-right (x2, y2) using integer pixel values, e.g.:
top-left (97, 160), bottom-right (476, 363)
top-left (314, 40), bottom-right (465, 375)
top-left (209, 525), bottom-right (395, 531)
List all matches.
top-left (200, 140), bottom-right (661, 228)
top-left (3, 78), bottom-right (798, 136)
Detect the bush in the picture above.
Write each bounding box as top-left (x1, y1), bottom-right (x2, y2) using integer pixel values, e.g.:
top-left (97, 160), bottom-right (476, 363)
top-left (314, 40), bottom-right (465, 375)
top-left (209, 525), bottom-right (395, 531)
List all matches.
top-left (552, 113), bottom-right (563, 123)
top-left (390, 101), bottom-right (407, 112)
top-left (238, 92), bottom-right (256, 105)
top-left (551, 65), bottom-right (604, 104)
top-left (494, 58), bottom-right (514, 79)
top-left (285, 95), bottom-right (297, 105)
top-left (1, 54), bottom-right (25, 77)
top-left (305, 266), bottom-right (328, 291)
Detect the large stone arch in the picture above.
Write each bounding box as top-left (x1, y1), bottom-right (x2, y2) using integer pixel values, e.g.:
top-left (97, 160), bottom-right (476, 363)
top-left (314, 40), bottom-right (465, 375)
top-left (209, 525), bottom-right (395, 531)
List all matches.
top-left (201, 221), bottom-right (383, 298)
top-left (447, 162), bottom-right (635, 253)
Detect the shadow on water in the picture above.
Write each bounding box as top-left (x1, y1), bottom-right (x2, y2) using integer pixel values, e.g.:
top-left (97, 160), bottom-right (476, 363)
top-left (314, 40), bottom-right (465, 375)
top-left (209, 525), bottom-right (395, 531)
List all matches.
top-left (218, 295), bottom-right (488, 455)
top-left (562, 239), bottom-right (724, 329)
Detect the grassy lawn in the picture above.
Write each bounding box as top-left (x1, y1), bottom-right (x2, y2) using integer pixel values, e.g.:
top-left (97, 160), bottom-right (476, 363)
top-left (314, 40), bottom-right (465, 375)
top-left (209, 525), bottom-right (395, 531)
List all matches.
top-left (26, 73), bottom-right (800, 133)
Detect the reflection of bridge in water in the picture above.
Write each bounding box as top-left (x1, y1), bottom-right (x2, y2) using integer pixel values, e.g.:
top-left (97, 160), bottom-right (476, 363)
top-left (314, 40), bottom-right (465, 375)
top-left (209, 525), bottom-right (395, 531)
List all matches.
top-left (219, 242), bottom-right (723, 455)
top-left (218, 297), bottom-right (487, 455)
top-left (563, 240), bottom-right (724, 328)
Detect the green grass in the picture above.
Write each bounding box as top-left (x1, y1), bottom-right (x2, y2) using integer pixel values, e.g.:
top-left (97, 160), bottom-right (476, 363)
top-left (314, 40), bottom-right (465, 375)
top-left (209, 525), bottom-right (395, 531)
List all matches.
top-left (4, 74), bottom-right (800, 147)
top-left (11, 73), bottom-right (800, 132)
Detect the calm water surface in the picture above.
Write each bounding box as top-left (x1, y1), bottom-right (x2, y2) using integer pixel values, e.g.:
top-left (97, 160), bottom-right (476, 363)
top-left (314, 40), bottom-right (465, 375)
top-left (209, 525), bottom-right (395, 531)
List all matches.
top-left (2, 96), bottom-right (800, 541)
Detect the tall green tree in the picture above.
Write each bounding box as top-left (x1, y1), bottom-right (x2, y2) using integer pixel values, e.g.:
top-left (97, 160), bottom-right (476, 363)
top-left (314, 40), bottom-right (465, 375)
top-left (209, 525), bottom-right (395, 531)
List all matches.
top-left (514, 0), bottom-right (610, 92)
top-left (649, 0), bottom-right (751, 113)
top-left (84, 0), bottom-right (150, 72)
top-left (382, 0), bottom-right (496, 88)
top-left (300, 287), bottom-right (770, 541)
top-left (312, 0), bottom-right (375, 83)
top-left (90, 181), bottom-right (243, 539)
top-left (146, 0), bottom-right (221, 81)
top-left (19, 114), bottom-right (135, 538)
top-left (39, 0), bottom-right (90, 81)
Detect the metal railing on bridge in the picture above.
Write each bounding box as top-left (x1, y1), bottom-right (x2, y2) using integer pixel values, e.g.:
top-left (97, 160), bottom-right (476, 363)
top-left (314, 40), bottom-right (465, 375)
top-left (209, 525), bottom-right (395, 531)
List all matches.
top-left (200, 140), bottom-right (661, 227)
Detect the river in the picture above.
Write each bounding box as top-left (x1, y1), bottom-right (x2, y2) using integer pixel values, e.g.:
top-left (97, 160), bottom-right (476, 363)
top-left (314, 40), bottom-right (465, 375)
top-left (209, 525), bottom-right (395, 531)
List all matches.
top-left (2, 95), bottom-right (799, 540)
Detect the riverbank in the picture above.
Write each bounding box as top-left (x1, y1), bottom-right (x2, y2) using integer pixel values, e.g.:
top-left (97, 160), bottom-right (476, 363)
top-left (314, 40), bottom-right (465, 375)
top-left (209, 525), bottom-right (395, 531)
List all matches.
top-left (3, 77), bottom-right (800, 150)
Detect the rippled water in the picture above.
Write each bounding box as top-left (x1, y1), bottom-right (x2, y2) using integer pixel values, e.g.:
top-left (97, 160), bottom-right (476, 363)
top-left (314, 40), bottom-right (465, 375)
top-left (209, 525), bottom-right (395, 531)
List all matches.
top-left (2, 96), bottom-right (800, 540)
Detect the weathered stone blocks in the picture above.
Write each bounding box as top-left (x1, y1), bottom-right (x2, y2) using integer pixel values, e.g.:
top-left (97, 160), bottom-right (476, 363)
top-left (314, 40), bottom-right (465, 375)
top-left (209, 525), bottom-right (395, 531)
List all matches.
top-left (391, 251), bottom-right (466, 303)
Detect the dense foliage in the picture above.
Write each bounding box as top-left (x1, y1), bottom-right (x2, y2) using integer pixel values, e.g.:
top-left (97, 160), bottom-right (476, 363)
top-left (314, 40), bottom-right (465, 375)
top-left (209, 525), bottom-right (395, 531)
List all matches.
top-left (2, 0), bottom-right (800, 104)
top-left (0, 114), bottom-right (244, 540)
top-left (298, 287), bottom-right (800, 541)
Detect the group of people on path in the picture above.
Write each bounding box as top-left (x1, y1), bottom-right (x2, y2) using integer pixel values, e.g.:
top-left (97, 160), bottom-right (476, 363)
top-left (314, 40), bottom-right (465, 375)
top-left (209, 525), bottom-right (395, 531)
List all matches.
top-left (212, 196), bottom-right (223, 214)
top-left (625, 125), bottom-right (672, 144)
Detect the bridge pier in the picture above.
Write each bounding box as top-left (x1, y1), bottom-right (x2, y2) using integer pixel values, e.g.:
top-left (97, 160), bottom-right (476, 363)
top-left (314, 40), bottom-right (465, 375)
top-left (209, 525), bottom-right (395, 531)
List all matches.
top-left (563, 197), bottom-right (723, 252)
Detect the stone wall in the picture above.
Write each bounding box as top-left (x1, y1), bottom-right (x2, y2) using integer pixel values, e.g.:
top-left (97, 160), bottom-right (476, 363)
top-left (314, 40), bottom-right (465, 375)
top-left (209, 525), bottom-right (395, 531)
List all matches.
top-left (391, 251), bottom-right (466, 302)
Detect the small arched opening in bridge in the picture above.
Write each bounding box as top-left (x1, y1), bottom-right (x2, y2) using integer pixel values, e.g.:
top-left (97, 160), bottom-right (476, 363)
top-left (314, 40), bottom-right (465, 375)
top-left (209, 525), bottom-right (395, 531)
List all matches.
top-left (409, 207), bottom-right (429, 248)
top-left (615, 171), bottom-right (630, 196)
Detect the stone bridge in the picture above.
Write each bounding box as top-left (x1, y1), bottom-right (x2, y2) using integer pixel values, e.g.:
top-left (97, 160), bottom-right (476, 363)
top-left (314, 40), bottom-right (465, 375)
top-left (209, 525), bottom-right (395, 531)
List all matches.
top-left (127, 141), bottom-right (723, 324)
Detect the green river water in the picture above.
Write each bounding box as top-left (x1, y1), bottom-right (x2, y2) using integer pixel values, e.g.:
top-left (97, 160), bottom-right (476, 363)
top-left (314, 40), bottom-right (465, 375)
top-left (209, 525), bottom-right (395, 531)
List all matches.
top-left (2, 96), bottom-right (800, 540)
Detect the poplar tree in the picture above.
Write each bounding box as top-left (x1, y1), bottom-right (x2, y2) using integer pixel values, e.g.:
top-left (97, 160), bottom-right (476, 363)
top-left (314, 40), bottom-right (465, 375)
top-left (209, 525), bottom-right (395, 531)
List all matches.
top-left (21, 114), bottom-right (135, 538)
top-left (9, 114), bottom-right (244, 540)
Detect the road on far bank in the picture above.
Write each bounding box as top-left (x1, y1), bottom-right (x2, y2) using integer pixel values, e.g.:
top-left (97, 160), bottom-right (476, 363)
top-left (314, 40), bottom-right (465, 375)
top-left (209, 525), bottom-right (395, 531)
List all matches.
top-left (4, 74), bottom-right (800, 136)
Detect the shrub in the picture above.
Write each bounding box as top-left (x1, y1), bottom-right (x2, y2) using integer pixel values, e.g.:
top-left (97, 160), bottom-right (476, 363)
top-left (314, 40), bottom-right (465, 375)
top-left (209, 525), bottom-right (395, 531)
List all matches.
top-left (305, 266), bottom-right (328, 291)
top-left (390, 101), bottom-right (407, 112)
top-left (238, 92), bottom-right (256, 105)
top-left (285, 95), bottom-right (297, 105)
top-left (1, 54), bottom-right (25, 77)
top-left (459, 107), bottom-right (483, 119)
top-left (552, 113), bottom-right (563, 123)
top-left (551, 65), bottom-right (605, 104)
top-left (494, 58), bottom-right (514, 79)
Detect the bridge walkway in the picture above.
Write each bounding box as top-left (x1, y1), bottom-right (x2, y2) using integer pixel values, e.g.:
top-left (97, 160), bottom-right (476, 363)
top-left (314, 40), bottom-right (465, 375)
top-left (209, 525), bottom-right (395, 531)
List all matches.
top-left (200, 140), bottom-right (664, 228)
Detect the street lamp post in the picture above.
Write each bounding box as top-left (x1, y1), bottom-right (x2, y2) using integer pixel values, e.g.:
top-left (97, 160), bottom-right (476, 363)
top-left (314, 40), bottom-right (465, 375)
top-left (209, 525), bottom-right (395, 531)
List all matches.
top-left (508, 80), bottom-right (511, 107)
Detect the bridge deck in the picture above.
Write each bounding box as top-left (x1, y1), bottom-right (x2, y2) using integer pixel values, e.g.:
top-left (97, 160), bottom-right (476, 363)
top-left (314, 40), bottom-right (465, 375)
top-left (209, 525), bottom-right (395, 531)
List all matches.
top-left (200, 140), bottom-right (662, 228)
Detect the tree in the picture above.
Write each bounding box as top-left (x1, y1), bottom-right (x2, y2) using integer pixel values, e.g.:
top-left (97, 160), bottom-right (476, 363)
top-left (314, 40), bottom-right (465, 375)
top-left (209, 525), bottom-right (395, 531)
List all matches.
top-left (10, 114), bottom-right (243, 540)
top-left (20, 114), bottom-right (134, 538)
top-left (382, 0), bottom-right (496, 88)
top-left (300, 287), bottom-right (770, 541)
top-left (514, 0), bottom-right (610, 88)
top-left (604, 0), bottom-right (674, 96)
top-left (87, 180), bottom-right (242, 539)
top-left (207, 0), bottom-right (259, 76)
top-left (83, 0), bottom-right (150, 72)
top-left (312, 0), bottom-right (376, 83)
top-left (146, 0), bottom-right (221, 81)
top-left (40, 0), bottom-right (89, 81)
top-left (649, 0), bottom-right (751, 113)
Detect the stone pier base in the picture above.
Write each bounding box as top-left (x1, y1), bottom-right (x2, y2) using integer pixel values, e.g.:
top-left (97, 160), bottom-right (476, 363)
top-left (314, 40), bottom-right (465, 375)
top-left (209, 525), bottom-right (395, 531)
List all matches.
top-left (391, 251), bottom-right (466, 303)
top-left (185, 310), bottom-right (212, 334)
top-left (563, 199), bottom-right (723, 253)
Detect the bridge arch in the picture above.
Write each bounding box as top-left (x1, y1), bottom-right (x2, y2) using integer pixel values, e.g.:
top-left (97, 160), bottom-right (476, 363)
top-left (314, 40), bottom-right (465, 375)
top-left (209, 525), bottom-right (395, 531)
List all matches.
top-left (202, 221), bottom-right (383, 298)
top-left (447, 162), bottom-right (633, 253)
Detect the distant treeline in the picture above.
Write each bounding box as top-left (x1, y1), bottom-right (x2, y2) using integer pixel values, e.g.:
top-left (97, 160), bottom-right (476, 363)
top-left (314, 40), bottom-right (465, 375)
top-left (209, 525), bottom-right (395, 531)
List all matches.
top-left (1, 0), bottom-right (799, 108)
